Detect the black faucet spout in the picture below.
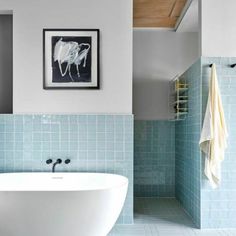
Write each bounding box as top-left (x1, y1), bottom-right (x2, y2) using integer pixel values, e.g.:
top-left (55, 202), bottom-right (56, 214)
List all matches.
top-left (52, 159), bottom-right (62, 172)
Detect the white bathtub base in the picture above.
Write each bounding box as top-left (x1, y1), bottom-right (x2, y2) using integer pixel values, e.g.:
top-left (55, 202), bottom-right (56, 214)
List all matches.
top-left (0, 173), bottom-right (128, 236)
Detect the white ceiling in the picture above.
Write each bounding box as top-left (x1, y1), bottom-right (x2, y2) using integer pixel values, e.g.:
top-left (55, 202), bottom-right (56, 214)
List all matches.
top-left (176, 0), bottom-right (199, 32)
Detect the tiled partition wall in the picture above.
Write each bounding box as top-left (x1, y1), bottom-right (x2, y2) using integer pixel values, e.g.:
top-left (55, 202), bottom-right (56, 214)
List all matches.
top-left (175, 57), bottom-right (236, 229)
top-left (201, 57), bottom-right (236, 228)
top-left (175, 59), bottom-right (202, 228)
top-left (0, 114), bottom-right (133, 224)
top-left (134, 121), bottom-right (175, 197)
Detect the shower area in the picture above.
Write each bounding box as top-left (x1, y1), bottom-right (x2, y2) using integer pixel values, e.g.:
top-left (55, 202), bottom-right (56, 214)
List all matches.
top-left (133, 56), bottom-right (236, 229)
top-left (133, 60), bottom-right (198, 228)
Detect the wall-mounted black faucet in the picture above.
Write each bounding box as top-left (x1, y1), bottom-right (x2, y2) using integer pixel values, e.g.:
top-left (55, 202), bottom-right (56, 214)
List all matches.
top-left (46, 158), bottom-right (71, 172)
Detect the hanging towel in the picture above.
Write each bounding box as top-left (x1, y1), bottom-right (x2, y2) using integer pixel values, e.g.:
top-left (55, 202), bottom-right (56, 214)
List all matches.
top-left (199, 63), bottom-right (228, 189)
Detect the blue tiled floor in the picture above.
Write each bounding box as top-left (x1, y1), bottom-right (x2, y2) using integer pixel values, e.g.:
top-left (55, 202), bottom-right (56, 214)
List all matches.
top-left (109, 198), bottom-right (236, 236)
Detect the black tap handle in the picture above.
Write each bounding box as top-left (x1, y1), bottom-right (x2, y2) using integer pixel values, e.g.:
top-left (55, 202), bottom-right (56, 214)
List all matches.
top-left (57, 159), bottom-right (62, 164)
top-left (65, 159), bottom-right (71, 164)
top-left (46, 159), bottom-right (53, 164)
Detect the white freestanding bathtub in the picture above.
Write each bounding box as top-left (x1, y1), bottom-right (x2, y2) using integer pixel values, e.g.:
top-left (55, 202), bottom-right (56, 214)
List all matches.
top-left (0, 173), bottom-right (128, 236)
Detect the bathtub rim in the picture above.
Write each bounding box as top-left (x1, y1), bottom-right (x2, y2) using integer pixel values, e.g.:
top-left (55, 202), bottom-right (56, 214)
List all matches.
top-left (0, 172), bottom-right (129, 192)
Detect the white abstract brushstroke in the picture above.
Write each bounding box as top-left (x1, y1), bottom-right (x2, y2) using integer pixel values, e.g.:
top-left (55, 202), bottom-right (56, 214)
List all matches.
top-left (54, 38), bottom-right (90, 81)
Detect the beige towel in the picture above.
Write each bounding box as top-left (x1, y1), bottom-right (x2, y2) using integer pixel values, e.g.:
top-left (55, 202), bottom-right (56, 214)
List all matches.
top-left (199, 63), bottom-right (228, 189)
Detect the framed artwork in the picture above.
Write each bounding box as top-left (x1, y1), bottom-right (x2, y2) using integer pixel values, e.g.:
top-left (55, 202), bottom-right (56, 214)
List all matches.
top-left (43, 29), bottom-right (99, 89)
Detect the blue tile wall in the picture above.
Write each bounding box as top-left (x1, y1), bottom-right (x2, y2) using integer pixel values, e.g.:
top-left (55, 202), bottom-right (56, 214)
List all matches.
top-left (175, 59), bottom-right (202, 228)
top-left (134, 120), bottom-right (175, 197)
top-left (0, 114), bottom-right (133, 224)
top-left (176, 57), bottom-right (236, 229)
top-left (201, 57), bottom-right (236, 228)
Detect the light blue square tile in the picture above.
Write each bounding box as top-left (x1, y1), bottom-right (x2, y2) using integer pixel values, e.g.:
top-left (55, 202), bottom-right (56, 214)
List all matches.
top-left (87, 141), bottom-right (96, 150)
top-left (78, 142), bottom-right (87, 150)
top-left (0, 124), bottom-right (5, 132)
top-left (61, 142), bottom-right (69, 150)
top-left (97, 151), bottom-right (105, 160)
top-left (106, 151), bottom-right (115, 160)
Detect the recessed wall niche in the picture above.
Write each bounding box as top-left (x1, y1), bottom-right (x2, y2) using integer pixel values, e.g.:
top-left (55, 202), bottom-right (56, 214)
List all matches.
top-left (0, 13), bottom-right (12, 113)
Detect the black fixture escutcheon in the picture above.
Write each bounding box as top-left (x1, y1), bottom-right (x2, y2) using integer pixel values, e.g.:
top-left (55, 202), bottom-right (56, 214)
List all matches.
top-left (46, 159), bottom-right (53, 164)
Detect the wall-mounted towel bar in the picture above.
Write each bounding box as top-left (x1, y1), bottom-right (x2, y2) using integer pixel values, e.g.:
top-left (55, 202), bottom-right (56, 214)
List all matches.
top-left (169, 76), bottom-right (188, 121)
top-left (209, 63), bottom-right (236, 68)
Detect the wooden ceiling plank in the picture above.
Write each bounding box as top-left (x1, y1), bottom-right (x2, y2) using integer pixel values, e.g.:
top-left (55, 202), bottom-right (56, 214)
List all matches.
top-left (133, 0), bottom-right (187, 28)
top-left (134, 1), bottom-right (176, 18)
top-left (134, 7), bottom-right (174, 18)
top-left (169, 0), bottom-right (178, 17)
top-left (170, 0), bottom-right (187, 17)
top-left (134, 16), bottom-right (177, 28)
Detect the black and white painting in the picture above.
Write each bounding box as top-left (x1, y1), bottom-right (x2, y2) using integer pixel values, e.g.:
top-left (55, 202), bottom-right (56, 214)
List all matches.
top-left (43, 29), bottom-right (99, 89)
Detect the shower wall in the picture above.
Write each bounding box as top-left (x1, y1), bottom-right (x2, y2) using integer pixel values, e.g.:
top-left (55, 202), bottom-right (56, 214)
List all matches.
top-left (175, 59), bottom-right (202, 228)
top-left (175, 57), bottom-right (236, 229)
top-left (201, 57), bottom-right (236, 228)
top-left (134, 120), bottom-right (175, 197)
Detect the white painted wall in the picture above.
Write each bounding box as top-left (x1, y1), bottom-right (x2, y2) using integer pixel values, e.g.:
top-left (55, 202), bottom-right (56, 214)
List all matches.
top-left (0, 15), bottom-right (12, 113)
top-left (0, 0), bottom-right (132, 114)
top-left (133, 30), bottom-right (199, 120)
top-left (200, 0), bottom-right (236, 57)
top-left (176, 0), bottom-right (199, 33)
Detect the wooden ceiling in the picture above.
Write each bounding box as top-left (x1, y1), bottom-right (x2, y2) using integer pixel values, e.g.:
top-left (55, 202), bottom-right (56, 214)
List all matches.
top-left (133, 0), bottom-right (187, 28)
